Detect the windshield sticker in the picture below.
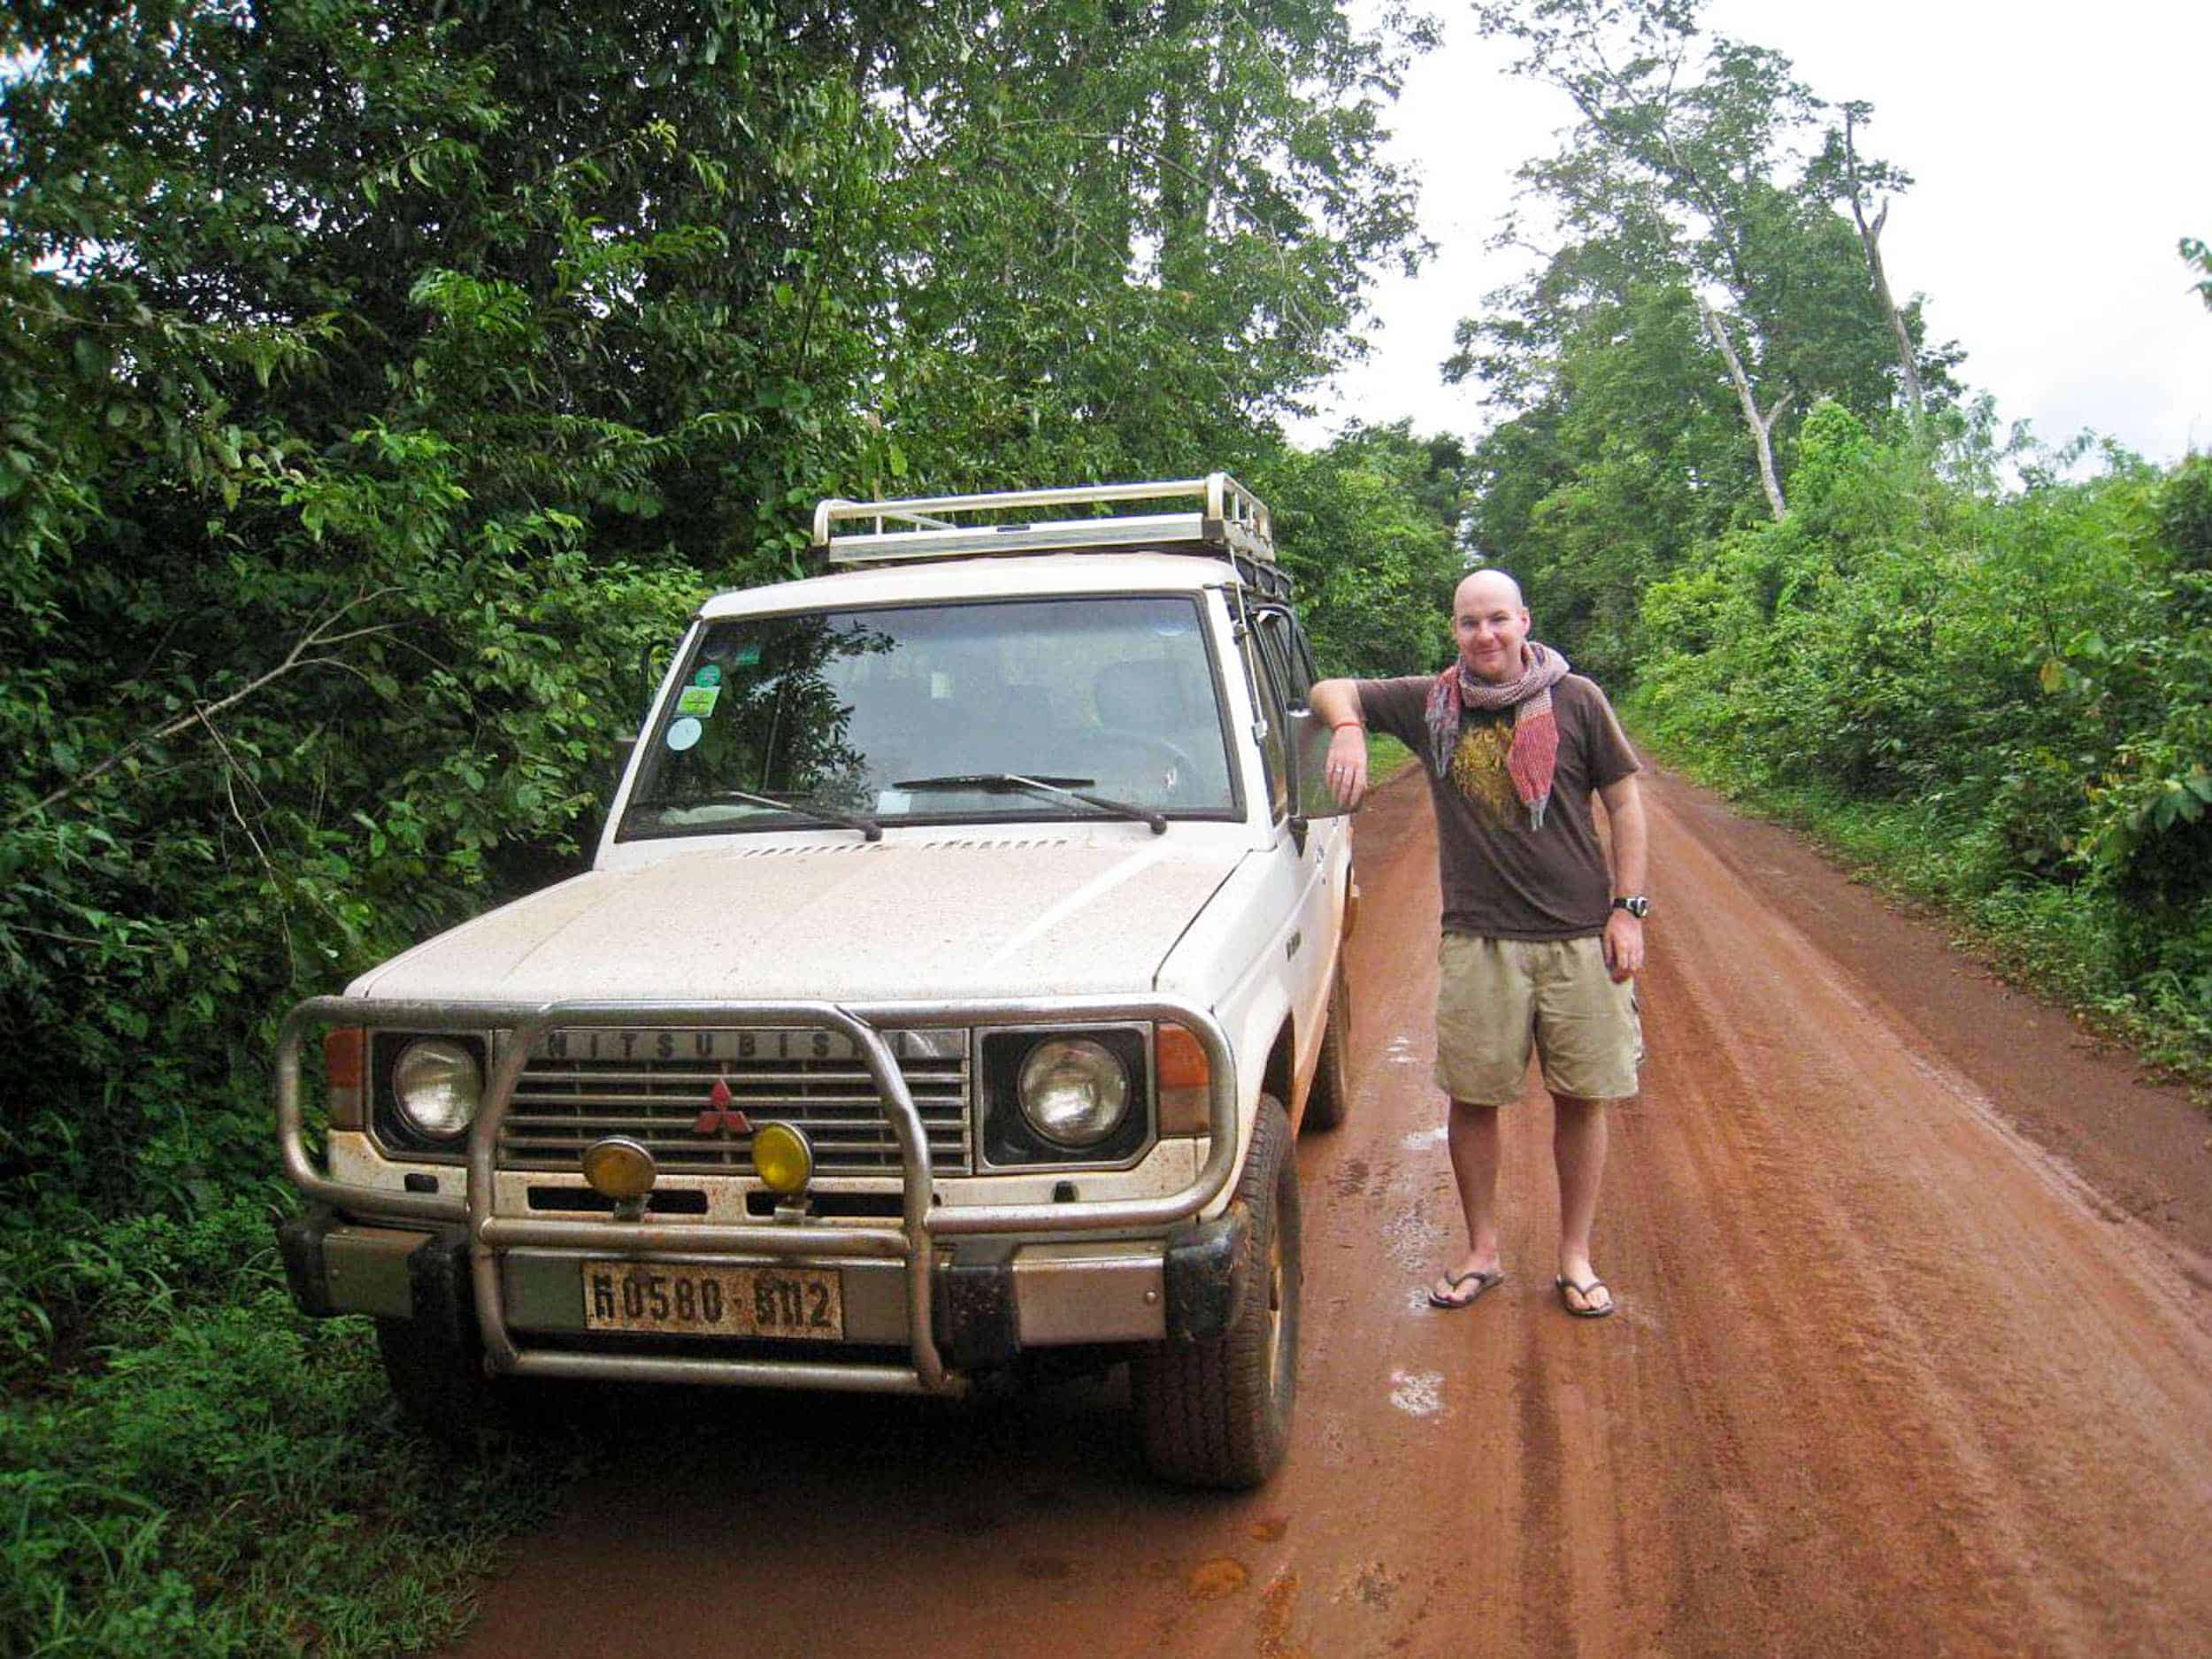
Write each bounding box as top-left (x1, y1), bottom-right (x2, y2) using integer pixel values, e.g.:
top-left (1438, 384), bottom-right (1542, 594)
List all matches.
top-left (693, 664), bottom-right (722, 687)
top-left (675, 685), bottom-right (720, 718)
top-left (732, 642), bottom-right (763, 667)
top-left (664, 716), bottom-right (704, 752)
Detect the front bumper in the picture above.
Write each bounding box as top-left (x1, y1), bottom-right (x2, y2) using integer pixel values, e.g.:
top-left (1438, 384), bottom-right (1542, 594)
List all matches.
top-left (280, 1206), bottom-right (1249, 1371)
top-left (276, 995), bottom-right (1240, 1396)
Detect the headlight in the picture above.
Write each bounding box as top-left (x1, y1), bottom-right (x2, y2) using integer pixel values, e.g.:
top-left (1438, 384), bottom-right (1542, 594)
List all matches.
top-left (1017, 1038), bottom-right (1130, 1148)
top-left (392, 1039), bottom-right (482, 1140)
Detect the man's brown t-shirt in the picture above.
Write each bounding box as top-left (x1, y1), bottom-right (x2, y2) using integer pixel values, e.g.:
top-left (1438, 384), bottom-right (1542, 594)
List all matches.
top-left (1356, 673), bottom-right (1640, 941)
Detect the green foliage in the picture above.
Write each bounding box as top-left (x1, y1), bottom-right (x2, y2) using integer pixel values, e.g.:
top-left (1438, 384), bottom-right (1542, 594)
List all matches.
top-left (1634, 424), bottom-right (2212, 1072)
top-left (1255, 422), bottom-right (1471, 675)
top-left (2, 0), bottom-right (1429, 1183)
top-left (0, 1188), bottom-right (583, 1657)
top-left (2184, 235), bottom-right (2212, 312)
top-left (1455, 0), bottom-right (1961, 667)
top-left (2, 2), bottom-right (1440, 1649)
top-left (1454, 2), bottom-right (2207, 1073)
top-left (873, 0), bottom-right (1427, 488)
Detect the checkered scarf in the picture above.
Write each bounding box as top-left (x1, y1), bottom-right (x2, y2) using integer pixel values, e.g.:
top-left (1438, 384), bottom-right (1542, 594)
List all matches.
top-left (1424, 641), bottom-right (1571, 830)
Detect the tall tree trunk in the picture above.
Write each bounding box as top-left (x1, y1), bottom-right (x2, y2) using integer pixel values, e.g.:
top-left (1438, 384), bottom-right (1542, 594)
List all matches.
top-left (1156, 0), bottom-right (1202, 277)
top-left (1844, 108), bottom-right (1924, 422)
top-left (1699, 298), bottom-right (1791, 520)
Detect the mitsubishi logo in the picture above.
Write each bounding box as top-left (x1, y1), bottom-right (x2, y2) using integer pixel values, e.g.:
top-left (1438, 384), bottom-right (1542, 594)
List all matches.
top-left (693, 1074), bottom-right (752, 1137)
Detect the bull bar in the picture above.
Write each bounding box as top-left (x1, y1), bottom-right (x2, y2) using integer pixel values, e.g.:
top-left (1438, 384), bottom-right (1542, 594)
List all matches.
top-left (274, 995), bottom-right (1240, 1399)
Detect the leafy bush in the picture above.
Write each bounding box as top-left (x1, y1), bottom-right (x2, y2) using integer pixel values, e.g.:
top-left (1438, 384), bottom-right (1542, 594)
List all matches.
top-left (0, 1194), bottom-right (585, 1658)
top-left (1633, 419), bottom-right (2212, 1077)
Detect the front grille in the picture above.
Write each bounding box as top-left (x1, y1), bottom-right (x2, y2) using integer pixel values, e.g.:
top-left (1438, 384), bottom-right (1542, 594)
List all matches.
top-left (498, 1027), bottom-right (971, 1177)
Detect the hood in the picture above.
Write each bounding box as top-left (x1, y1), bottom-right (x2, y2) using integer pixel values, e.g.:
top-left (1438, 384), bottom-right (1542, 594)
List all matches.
top-left (348, 834), bottom-right (1244, 1006)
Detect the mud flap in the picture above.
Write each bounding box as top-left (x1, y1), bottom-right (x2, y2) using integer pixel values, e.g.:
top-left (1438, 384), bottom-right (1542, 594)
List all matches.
top-left (405, 1231), bottom-right (478, 1355)
top-left (932, 1240), bottom-right (1021, 1371)
top-left (275, 1207), bottom-right (336, 1317)
top-left (1164, 1205), bottom-right (1250, 1342)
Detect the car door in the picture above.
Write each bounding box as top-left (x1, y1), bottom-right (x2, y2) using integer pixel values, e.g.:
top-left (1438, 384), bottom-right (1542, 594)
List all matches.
top-left (1253, 608), bottom-right (1342, 1104)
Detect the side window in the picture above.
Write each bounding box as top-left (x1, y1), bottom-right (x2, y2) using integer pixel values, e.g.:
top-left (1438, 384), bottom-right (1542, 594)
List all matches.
top-left (1256, 611), bottom-right (1310, 707)
top-left (1289, 619), bottom-right (1321, 700)
top-left (1248, 623), bottom-right (1293, 821)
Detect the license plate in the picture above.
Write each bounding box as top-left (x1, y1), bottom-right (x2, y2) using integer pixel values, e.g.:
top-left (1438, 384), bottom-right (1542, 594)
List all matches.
top-left (580, 1262), bottom-right (843, 1340)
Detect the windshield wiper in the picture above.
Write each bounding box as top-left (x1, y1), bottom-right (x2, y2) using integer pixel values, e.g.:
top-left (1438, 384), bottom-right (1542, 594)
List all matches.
top-left (708, 787), bottom-right (881, 841)
top-left (893, 772), bottom-right (1167, 836)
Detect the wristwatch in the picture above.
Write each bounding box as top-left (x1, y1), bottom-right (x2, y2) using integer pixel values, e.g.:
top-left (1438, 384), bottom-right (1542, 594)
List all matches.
top-left (1610, 895), bottom-right (1649, 919)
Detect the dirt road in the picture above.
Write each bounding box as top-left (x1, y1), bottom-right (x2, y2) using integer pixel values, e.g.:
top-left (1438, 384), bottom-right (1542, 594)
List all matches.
top-left (448, 768), bottom-right (2212, 1659)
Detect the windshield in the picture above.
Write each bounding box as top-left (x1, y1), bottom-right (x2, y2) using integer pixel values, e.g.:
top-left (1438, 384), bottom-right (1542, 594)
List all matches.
top-left (620, 595), bottom-right (1237, 839)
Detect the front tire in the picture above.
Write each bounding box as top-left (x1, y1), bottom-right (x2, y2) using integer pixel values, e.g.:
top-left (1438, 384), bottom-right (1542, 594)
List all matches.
top-left (1131, 1096), bottom-right (1301, 1488)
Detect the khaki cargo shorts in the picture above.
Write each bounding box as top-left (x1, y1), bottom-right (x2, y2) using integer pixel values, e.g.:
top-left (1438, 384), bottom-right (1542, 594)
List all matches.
top-left (1433, 932), bottom-right (1643, 1106)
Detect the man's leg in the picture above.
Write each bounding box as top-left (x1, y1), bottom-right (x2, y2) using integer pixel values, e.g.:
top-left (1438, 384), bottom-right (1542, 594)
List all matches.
top-left (1436, 1099), bottom-right (1503, 1298)
top-left (1551, 1092), bottom-right (1611, 1314)
top-left (1429, 935), bottom-right (1530, 1305)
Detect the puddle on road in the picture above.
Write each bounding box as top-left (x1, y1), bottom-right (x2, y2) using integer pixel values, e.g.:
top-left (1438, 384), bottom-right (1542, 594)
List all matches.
top-left (1389, 1368), bottom-right (1445, 1417)
top-left (1187, 1557), bottom-right (1250, 1600)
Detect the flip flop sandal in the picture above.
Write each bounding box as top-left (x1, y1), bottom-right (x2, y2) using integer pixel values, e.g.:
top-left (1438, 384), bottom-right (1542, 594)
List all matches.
top-left (1555, 1275), bottom-right (1616, 1318)
top-left (1427, 1268), bottom-right (1505, 1310)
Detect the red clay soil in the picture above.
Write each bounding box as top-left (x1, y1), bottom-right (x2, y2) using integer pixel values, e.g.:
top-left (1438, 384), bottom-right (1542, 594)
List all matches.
top-left (444, 765), bottom-right (2212, 1659)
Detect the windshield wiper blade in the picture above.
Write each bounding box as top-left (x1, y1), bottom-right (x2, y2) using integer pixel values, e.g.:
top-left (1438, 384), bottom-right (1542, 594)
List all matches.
top-left (710, 787), bottom-right (880, 841)
top-left (893, 772), bottom-right (1167, 835)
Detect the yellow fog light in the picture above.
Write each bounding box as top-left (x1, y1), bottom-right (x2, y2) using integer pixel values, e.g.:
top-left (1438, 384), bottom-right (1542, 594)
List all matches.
top-left (752, 1121), bottom-right (814, 1195)
top-left (581, 1137), bottom-right (657, 1203)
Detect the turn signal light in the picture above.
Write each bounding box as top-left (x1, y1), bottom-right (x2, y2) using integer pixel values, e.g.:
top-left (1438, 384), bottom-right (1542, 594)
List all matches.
top-left (753, 1122), bottom-right (814, 1195)
top-left (582, 1137), bottom-right (658, 1203)
top-left (1157, 1024), bottom-right (1210, 1135)
top-left (325, 1027), bottom-right (366, 1129)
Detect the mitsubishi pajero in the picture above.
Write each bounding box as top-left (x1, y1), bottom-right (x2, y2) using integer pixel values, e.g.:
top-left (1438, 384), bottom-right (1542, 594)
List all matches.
top-left (275, 474), bottom-right (1355, 1487)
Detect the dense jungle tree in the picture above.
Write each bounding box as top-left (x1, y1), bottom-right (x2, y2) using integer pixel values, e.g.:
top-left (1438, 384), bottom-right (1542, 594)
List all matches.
top-left (1255, 420), bottom-right (1471, 673)
top-left (1448, 0), bottom-right (1958, 674)
top-left (0, 0), bottom-right (1427, 1194)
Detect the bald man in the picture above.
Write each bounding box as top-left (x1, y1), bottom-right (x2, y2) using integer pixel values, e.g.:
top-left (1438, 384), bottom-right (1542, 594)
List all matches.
top-left (1310, 570), bottom-right (1647, 1319)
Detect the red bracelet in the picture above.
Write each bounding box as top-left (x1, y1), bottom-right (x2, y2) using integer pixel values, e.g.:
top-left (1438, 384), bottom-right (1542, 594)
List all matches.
top-left (1330, 721), bottom-right (1363, 731)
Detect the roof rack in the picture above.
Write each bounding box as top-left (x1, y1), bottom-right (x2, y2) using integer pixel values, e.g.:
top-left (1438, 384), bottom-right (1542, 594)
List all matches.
top-left (810, 472), bottom-right (1288, 598)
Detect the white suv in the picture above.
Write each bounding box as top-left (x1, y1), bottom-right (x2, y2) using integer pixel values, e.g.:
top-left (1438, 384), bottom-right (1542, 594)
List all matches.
top-left (275, 475), bottom-right (1356, 1487)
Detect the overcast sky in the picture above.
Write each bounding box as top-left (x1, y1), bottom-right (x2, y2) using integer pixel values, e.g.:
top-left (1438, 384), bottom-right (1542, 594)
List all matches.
top-left (1293, 0), bottom-right (2212, 468)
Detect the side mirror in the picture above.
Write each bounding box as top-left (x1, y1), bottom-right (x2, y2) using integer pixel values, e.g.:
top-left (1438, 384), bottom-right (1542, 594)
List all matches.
top-left (610, 733), bottom-right (638, 793)
top-left (1286, 707), bottom-right (1354, 822)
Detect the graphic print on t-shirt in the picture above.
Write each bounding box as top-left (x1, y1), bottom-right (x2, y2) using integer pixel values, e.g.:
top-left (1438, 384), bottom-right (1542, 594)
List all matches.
top-left (1447, 714), bottom-right (1523, 831)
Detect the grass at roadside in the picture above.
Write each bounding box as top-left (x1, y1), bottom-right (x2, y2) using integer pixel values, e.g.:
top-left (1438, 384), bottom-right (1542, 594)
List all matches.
top-left (1, 1186), bottom-right (592, 1658)
top-left (1633, 727), bottom-right (2212, 1092)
